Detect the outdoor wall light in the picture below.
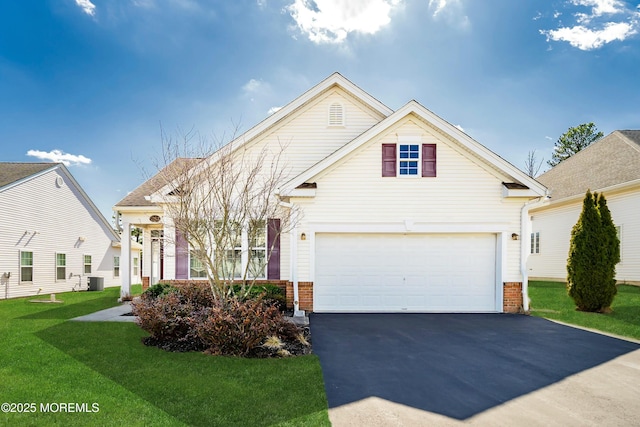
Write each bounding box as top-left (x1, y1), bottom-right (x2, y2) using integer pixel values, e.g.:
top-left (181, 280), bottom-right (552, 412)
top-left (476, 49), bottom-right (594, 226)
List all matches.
top-left (300, 233), bottom-right (307, 241)
top-left (511, 233), bottom-right (519, 241)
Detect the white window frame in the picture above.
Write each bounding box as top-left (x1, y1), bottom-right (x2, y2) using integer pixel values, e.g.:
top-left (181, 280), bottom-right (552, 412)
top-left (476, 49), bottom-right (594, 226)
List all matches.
top-left (247, 220), bottom-right (267, 280)
top-left (211, 220), bottom-right (268, 280)
top-left (56, 253), bottom-right (66, 281)
top-left (189, 251), bottom-right (207, 279)
top-left (530, 232), bottom-right (540, 254)
top-left (396, 135), bottom-right (423, 178)
top-left (84, 254), bottom-right (92, 275)
top-left (20, 250), bottom-right (33, 283)
top-left (133, 256), bottom-right (139, 276)
top-left (113, 256), bottom-right (120, 278)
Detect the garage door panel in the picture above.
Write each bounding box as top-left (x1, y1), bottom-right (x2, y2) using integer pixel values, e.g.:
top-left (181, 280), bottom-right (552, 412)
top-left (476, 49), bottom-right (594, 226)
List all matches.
top-left (315, 233), bottom-right (497, 312)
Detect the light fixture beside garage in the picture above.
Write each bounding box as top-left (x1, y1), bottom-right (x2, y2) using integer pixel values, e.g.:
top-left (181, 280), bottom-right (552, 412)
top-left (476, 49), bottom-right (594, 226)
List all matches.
top-left (511, 233), bottom-right (519, 241)
top-left (300, 233), bottom-right (306, 241)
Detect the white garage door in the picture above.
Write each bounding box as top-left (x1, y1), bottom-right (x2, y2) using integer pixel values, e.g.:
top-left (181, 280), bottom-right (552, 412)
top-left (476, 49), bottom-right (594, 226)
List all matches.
top-left (314, 233), bottom-right (497, 312)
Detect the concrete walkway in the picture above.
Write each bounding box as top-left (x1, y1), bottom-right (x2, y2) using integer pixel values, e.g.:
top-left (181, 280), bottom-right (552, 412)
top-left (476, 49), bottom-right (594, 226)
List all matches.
top-left (70, 301), bottom-right (309, 325)
top-left (70, 301), bottom-right (136, 322)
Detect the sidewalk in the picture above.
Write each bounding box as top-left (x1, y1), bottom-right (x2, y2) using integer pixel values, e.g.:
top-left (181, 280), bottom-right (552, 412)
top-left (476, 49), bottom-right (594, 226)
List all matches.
top-left (70, 301), bottom-right (136, 322)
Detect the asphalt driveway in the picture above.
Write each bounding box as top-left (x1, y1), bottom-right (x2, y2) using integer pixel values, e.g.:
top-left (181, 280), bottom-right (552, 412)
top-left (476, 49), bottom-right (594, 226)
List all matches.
top-left (310, 313), bottom-right (640, 424)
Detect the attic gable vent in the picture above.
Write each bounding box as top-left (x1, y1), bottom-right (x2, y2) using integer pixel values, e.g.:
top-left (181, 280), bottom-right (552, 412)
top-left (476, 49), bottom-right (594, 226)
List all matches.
top-left (328, 102), bottom-right (344, 127)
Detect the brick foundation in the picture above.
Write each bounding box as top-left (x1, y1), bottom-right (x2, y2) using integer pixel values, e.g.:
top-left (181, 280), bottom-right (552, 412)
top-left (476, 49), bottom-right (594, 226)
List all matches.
top-left (142, 276), bottom-right (150, 291)
top-left (286, 281), bottom-right (314, 312)
top-left (503, 282), bottom-right (523, 313)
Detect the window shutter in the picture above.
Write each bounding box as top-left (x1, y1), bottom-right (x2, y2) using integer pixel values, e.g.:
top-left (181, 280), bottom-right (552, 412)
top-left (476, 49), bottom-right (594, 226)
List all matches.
top-left (422, 144), bottom-right (436, 177)
top-left (382, 143), bottom-right (397, 177)
top-left (175, 229), bottom-right (189, 280)
top-left (267, 219), bottom-right (281, 280)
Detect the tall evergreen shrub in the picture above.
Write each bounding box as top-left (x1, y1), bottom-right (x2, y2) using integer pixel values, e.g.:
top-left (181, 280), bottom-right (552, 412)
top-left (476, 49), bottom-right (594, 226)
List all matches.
top-left (567, 191), bottom-right (620, 312)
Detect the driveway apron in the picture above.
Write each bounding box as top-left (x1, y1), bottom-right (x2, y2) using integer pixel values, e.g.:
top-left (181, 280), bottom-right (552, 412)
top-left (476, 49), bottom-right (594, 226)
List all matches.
top-left (310, 313), bottom-right (640, 421)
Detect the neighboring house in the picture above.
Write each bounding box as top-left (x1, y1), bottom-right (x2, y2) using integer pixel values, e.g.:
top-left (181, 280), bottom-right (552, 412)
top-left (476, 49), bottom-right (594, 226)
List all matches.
top-left (0, 163), bottom-right (140, 299)
top-left (528, 130), bottom-right (640, 285)
top-left (114, 73), bottom-right (546, 313)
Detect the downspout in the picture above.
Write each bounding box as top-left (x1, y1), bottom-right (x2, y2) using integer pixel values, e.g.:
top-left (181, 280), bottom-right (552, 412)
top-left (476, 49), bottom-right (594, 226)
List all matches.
top-left (279, 200), bottom-right (304, 317)
top-left (520, 195), bottom-right (548, 312)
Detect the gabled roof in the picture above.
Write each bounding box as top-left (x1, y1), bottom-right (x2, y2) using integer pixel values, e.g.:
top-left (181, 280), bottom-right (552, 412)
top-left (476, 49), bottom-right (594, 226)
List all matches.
top-left (0, 162), bottom-right (120, 241)
top-left (0, 162), bottom-right (57, 190)
top-left (537, 130), bottom-right (640, 200)
top-left (145, 73), bottom-right (395, 205)
top-left (114, 158), bottom-right (202, 208)
top-left (280, 100), bottom-right (547, 197)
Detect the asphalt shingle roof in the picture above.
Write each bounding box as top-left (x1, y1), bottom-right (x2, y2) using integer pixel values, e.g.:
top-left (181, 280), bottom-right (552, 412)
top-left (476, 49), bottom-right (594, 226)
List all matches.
top-left (537, 130), bottom-right (640, 200)
top-left (115, 158), bottom-right (202, 207)
top-left (0, 162), bottom-right (57, 189)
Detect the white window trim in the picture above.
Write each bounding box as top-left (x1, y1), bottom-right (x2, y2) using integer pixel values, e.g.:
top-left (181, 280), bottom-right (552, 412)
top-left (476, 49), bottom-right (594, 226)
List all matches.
top-left (397, 142), bottom-right (421, 177)
top-left (20, 250), bottom-right (33, 283)
top-left (56, 252), bottom-right (67, 281)
top-left (113, 256), bottom-right (120, 278)
top-left (189, 251), bottom-right (207, 279)
top-left (83, 254), bottom-right (92, 275)
top-left (530, 232), bottom-right (540, 254)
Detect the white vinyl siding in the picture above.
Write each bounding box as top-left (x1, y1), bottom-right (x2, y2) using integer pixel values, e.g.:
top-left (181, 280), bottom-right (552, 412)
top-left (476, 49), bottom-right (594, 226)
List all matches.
top-left (292, 118), bottom-right (524, 284)
top-left (528, 188), bottom-right (640, 283)
top-left (0, 168), bottom-right (121, 299)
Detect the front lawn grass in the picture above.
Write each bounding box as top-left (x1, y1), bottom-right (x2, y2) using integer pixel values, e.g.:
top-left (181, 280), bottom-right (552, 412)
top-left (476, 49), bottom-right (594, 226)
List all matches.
top-left (529, 280), bottom-right (640, 340)
top-left (0, 287), bottom-right (329, 426)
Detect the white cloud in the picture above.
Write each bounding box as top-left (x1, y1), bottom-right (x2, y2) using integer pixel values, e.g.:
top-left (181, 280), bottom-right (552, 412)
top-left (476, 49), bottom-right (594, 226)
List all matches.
top-left (286, 0), bottom-right (403, 44)
top-left (427, 0), bottom-right (469, 30)
top-left (75, 0), bottom-right (96, 16)
top-left (26, 149), bottom-right (92, 167)
top-left (541, 0), bottom-right (639, 50)
top-left (243, 78), bottom-right (264, 93)
top-left (267, 106), bottom-right (282, 115)
top-left (542, 21), bottom-right (636, 50)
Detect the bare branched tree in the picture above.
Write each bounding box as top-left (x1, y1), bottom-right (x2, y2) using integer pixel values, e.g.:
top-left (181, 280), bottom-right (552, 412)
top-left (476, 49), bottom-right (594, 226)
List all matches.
top-left (152, 127), bottom-right (298, 300)
top-left (524, 149), bottom-right (544, 178)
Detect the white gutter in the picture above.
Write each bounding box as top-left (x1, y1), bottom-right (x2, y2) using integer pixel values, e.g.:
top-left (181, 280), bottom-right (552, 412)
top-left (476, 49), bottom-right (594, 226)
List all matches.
top-left (279, 200), bottom-right (304, 317)
top-left (520, 196), bottom-right (548, 312)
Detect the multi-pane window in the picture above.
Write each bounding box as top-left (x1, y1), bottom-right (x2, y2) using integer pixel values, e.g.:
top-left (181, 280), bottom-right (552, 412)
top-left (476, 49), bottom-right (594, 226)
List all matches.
top-left (20, 251), bottom-right (33, 282)
top-left (248, 220), bottom-right (267, 279)
top-left (56, 253), bottom-right (66, 280)
top-left (190, 251), bottom-right (207, 278)
top-left (530, 232), bottom-right (540, 254)
top-left (133, 256), bottom-right (139, 276)
top-left (84, 255), bottom-right (92, 274)
top-left (398, 144), bottom-right (420, 176)
top-left (113, 256), bottom-right (120, 278)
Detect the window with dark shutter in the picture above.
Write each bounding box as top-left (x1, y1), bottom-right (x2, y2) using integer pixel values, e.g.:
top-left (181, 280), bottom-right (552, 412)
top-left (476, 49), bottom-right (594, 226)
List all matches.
top-left (175, 229), bottom-right (189, 280)
top-left (382, 143), bottom-right (397, 177)
top-left (267, 219), bottom-right (281, 280)
top-left (422, 144), bottom-right (436, 177)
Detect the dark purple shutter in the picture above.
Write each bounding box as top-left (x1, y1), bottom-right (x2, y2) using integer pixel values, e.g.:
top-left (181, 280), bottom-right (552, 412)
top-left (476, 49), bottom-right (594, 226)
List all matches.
top-left (382, 143), bottom-right (396, 177)
top-left (267, 219), bottom-right (280, 280)
top-left (175, 229), bottom-right (189, 279)
top-left (422, 144), bottom-right (437, 177)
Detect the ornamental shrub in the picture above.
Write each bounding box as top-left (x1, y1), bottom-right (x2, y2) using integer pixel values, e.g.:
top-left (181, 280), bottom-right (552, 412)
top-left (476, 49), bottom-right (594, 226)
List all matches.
top-left (567, 191), bottom-right (620, 312)
top-left (232, 283), bottom-right (286, 311)
top-left (192, 296), bottom-right (301, 357)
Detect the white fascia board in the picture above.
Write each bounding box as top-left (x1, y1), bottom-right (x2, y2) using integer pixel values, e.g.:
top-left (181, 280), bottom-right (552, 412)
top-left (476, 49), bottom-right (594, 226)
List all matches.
top-left (281, 188), bottom-right (316, 198)
top-left (283, 100), bottom-right (547, 196)
top-left (502, 187), bottom-right (543, 198)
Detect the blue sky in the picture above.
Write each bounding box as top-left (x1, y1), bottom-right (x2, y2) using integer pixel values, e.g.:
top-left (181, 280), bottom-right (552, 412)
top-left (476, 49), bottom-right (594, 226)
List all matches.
top-left (1, 0), bottom-right (639, 221)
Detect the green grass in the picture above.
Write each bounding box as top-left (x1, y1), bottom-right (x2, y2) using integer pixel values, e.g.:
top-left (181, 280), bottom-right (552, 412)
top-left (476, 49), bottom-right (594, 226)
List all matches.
top-left (529, 280), bottom-right (640, 340)
top-left (0, 287), bottom-right (329, 426)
